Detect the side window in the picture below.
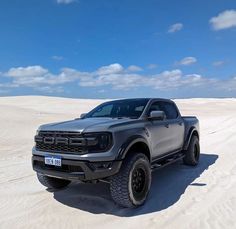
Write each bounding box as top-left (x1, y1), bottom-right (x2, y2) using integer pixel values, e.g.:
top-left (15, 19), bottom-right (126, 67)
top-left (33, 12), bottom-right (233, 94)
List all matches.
top-left (147, 102), bottom-right (162, 116)
top-left (160, 102), bottom-right (179, 119)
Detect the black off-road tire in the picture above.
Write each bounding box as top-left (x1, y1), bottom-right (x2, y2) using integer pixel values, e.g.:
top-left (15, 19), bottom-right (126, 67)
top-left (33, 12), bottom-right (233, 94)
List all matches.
top-left (37, 173), bottom-right (71, 189)
top-left (110, 153), bottom-right (151, 208)
top-left (183, 135), bottom-right (200, 166)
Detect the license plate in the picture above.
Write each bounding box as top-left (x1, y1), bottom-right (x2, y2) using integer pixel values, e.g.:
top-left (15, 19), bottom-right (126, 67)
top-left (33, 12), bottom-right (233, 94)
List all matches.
top-left (45, 155), bottom-right (62, 167)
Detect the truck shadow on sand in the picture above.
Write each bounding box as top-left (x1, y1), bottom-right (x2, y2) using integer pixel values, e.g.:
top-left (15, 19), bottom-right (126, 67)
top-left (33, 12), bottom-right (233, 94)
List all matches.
top-left (53, 153), bottom-right (218, 217)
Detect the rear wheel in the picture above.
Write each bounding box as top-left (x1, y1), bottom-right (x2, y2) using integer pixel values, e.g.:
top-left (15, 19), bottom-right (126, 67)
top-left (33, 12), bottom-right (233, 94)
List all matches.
top-left (183, 135), bottom-right (200, 166)
top-left (110, 153), bottom-right (151, 208)
top-left (37, 173), bottom-right (71, 189)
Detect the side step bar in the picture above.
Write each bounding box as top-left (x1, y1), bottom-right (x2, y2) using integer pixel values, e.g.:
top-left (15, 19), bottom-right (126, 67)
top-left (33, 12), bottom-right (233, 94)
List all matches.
top-left (151, 153), bottom-right (185, 171)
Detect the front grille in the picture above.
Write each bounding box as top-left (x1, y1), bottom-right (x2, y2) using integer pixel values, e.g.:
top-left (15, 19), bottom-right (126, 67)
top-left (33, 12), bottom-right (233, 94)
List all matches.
top-left (35, 131), bottom-right (85, 154)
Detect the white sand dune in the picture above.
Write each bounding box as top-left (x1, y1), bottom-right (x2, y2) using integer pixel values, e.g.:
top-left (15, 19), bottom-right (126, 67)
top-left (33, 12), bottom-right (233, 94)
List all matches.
top-left (0, 96), bottom-right (235, 229)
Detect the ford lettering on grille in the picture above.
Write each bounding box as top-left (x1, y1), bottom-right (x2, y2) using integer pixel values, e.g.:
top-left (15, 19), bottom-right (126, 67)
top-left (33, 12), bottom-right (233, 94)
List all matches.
top-left (35, 131), bottom-right (87, 154)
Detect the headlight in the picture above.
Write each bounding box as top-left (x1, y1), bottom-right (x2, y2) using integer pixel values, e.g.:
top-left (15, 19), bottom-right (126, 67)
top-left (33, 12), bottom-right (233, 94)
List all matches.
top-left (83, 132), bottom-right (113, 152)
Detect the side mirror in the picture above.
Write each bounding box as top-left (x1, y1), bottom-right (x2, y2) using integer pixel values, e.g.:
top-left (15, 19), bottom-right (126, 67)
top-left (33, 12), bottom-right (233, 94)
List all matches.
top-left (148, 111), bottom-right (165, 121)
top-left (80, 113), bottom-right (87, 119)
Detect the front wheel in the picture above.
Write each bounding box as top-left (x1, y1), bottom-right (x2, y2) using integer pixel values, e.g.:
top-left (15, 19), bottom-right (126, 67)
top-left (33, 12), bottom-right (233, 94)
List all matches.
top-left (110, 153), bottom-right (151, 208)
top-left (183, 135), bottom-right (200, 166)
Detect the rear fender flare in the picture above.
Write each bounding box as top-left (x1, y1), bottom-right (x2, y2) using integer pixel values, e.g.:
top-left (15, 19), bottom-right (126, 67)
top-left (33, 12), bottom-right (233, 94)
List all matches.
top-left (184, 128), bottom-right (199, 150)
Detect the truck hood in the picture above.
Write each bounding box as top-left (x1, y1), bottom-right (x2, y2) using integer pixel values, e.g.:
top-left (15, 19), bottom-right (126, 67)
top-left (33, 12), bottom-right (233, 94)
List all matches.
top-left (38, 117), bottom-right (138, 133)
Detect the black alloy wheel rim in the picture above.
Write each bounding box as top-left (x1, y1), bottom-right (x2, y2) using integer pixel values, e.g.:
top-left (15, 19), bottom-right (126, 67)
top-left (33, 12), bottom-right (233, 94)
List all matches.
top-left (131, 166), bottom-right (147, 201)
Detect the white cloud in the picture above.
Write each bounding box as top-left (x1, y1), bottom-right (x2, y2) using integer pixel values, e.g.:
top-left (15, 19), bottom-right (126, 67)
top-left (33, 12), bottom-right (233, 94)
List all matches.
top-left (145, 71), bottom-right (206, 90)
top-left (6, 66), bottom-right (48, 78)
top-left (96, 63), bottom-right (123, 75)
top-left (177, 57), bottom-right (197, 66)
top-left (57, 0), bottom-right (77, 4)
top-left (210, 10), bottom-right (236, 30)
top-left (213, 61), bottom-right (225, 67)
top-left (216, 77), bottom-right (236, 92)
top-left (147, 64), bottom-right (158, 69)
top-left (4, 66), bottom-right (85, 88)
top-left (2, 63), bottom-right (236, 93)
top-left (0, 83), bottom-right (19, 88)
top-left (168, 23), bottom-right (183, 33)
top-left (37, 86), bottom-right (64, 93)
top-left (0, 83), bottom-right (17, 94)
top-left (2, 64), bottom-right (203, 91)
top-left (52, 55), bottom-right (64, 61)
top-left (127, 65), bottom-right (143, 72)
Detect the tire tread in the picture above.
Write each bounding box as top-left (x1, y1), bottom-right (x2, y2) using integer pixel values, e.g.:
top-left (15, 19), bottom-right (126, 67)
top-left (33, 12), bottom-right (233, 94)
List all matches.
top-left (183, 135), bottom-right (200, 166)
top-left (110, 153), bottom-right (150, 208)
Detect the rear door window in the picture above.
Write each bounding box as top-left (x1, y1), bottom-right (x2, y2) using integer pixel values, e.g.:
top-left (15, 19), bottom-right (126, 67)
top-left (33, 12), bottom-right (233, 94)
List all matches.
top-left (160, 102), bottom-right (179, 119)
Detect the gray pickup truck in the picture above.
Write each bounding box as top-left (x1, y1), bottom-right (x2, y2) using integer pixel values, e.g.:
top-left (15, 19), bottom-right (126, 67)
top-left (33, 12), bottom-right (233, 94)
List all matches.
top-left (32, 98), bottom-right (200, 207)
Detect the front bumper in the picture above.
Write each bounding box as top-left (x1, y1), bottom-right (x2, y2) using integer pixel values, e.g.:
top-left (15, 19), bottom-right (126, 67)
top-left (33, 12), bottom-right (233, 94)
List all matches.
top-left (32, 155), bottom-right (122, 181)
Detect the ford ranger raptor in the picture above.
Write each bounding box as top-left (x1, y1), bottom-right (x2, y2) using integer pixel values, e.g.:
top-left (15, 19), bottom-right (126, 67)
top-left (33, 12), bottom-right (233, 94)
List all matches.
top-left (32, 98), bottom-right (200, 207)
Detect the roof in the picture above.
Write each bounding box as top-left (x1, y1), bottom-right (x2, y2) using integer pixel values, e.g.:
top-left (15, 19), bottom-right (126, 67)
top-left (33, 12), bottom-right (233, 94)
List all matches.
top-left (108, 98), bottom-right (173, 102)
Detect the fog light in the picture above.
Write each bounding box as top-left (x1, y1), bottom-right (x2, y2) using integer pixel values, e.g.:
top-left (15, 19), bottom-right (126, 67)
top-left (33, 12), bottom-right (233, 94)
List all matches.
top-left (90, 162), bottom-right (112, 170)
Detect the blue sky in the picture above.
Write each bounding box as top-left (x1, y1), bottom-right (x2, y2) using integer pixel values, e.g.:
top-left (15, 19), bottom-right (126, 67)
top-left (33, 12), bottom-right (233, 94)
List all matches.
top-left (0, 0), bottom-right (236, 98)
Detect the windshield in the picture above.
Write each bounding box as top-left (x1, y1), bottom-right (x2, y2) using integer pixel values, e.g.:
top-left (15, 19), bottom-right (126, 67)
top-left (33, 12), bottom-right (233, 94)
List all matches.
top-left (85, 99), bottom-right (149, 119)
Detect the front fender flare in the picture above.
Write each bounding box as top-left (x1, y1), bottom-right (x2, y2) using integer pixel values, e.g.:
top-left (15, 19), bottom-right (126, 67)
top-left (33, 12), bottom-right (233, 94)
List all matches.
top-left (116, 135), bottom-right (150, 160)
